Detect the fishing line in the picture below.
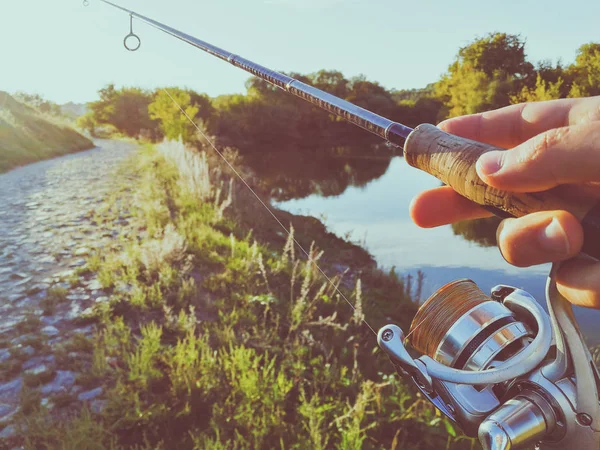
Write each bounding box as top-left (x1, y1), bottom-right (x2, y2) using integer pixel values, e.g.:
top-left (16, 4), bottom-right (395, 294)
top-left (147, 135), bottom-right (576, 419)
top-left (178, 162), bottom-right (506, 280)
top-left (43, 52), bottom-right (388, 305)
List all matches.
top-left (161, 88), bottom-right (378, 336)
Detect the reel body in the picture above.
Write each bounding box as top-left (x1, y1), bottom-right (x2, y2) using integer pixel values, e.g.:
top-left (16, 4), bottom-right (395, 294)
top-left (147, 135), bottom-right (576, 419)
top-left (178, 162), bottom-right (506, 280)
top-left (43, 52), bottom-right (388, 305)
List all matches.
top-left (378, 278), bottom-right (600, 450)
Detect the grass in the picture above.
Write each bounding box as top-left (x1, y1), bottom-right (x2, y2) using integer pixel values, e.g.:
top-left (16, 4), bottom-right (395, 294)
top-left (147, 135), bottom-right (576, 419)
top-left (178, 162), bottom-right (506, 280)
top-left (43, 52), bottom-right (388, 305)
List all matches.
top-left (15, 313), bottom-right (42, 334)
top-left (40, 287), bottom-right (69, 316)
top-left (23, 369), bottom-right (56, 389)
top-left (6, 141), bottom-right (473, 450)
top-left (0, 91), bottom-right (94, 173)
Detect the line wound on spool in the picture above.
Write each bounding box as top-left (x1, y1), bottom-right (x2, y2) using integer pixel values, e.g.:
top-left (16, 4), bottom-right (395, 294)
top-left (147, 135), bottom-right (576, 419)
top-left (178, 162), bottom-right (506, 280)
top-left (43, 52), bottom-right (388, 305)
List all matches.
top-left (409, 279), bottom-right (491, 358)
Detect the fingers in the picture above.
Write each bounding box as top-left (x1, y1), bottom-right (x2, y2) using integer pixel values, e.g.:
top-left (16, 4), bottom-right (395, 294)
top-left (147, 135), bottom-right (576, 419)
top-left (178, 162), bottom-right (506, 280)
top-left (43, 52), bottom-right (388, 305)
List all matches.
top-left (496, 210), bottom-right (583, 267)
top-left (475, 122), bottom-right (600, 192)
top-left (557, 257), bottom-right (600, 309)
top-left (438, 96), bottom-right (600, 149)
top-left (409, 186), bottom-right (492, 228)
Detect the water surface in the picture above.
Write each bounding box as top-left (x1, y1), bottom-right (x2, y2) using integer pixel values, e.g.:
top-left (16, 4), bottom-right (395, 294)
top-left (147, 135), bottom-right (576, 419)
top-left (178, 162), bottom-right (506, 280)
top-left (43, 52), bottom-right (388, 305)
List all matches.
top-left (277, 156), bottom-right (600, 345)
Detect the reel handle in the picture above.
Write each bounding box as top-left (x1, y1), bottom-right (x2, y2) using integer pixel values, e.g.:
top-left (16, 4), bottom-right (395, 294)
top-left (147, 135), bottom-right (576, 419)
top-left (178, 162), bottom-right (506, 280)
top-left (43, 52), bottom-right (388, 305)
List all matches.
top-left (404, 123), bottom-right (600, 260)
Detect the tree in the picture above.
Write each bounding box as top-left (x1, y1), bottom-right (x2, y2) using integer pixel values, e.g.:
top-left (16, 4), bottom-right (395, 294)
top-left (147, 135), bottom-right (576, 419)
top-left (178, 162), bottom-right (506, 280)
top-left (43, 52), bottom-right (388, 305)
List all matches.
top-left (149, 88), bottom-right (214, 144)
top-left (346, 76), bottom-right (398, 119)
top-left (567, 43), bottom-right (600, 97)
top-left (77, 112), bottom-right (97, 136)
top-left (311, 70), bottom-right (350, 98)
top-left (14, 92), bottom-right (62, 116)
top-left (435, 33), bottom-right (534, 118)
top-left (88, 85), bottom-right (157, 138)
top-left (511, 73), bottom-right (564, 103)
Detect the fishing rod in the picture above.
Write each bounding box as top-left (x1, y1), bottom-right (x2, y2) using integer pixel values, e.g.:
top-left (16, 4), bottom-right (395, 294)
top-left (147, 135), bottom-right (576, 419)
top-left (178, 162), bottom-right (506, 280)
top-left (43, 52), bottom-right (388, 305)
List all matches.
top-left (94, 2), bottom-right (600, 449)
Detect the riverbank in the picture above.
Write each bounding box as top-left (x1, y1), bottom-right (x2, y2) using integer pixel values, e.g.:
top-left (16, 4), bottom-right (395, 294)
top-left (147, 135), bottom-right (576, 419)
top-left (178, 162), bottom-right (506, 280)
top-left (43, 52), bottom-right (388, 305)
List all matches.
top-left (0, 92), bottom-right (94, 174)
top-left (0, 140), bottom-right (471, 449)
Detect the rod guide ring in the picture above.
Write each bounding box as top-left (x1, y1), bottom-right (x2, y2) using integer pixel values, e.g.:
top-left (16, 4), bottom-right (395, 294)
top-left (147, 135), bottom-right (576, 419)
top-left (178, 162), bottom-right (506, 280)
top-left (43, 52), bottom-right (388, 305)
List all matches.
top-left (124, 33), bottom-right (141, 51)
top-left (124, 14), bottom-right (141, 51)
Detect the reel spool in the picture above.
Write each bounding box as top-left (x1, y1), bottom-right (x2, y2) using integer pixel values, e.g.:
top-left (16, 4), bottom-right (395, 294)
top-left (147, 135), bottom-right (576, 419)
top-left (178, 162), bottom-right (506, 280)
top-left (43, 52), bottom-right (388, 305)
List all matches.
top-left (408, 279), bottom-right (533, 371)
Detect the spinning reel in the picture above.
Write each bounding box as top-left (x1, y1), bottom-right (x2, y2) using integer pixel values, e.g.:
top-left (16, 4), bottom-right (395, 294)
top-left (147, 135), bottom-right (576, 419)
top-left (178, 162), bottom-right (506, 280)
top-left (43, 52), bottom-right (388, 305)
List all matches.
top-left (378, 265), bottom-right (600, 450)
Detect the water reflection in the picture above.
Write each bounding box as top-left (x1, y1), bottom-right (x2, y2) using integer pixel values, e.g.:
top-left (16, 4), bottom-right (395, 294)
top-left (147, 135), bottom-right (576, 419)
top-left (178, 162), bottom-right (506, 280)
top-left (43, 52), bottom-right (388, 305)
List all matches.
top-left (243, 145), bottom-right (393, 201)
top-left (275, 156), bottom-right (600, 345)
top-left (451, 217), bottom-right (501, 248)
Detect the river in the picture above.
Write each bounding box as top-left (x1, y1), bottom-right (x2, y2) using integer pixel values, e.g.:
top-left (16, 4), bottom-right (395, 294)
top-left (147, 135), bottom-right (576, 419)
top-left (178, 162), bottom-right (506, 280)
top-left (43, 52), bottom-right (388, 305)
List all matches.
top-left (276, 156), bottom-right (600, 345)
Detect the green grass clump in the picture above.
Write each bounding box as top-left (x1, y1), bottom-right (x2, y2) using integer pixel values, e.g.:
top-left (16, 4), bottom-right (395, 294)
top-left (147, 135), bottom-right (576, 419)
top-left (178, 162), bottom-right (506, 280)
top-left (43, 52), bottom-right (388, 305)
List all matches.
top-left (0, 359), bottom-right (23, 382)
top-left (40, 287), bottom-right (69, 316)
top-left (15, 314), bottom-right (42, 334)
top-left (24, 368), bottom-right (56, 388)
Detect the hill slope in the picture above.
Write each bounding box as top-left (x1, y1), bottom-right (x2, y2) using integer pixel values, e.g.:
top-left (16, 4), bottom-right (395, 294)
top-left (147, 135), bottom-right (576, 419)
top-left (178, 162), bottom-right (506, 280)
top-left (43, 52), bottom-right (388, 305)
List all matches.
top-left (0, 91), bottom-right (94, 173)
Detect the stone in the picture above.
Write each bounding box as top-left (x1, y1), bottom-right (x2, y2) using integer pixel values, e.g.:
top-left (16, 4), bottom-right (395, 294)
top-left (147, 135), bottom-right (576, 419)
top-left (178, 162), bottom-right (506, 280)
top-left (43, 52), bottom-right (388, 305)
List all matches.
top-left (73, 325), bottom-right (95, 335)
top-left (39, 255), bottom-right (57, 264)
top-left (9, 272), bottom-right (28, 280)
top-left (21, 346), bottom-right (35, 357)
top-left (14, 297), bottom-right (35, 308)
top-left (41, 316), bottom-right (62, 326)
top-left (74, 248), bottom-right (91, 257)
top-left (27, 283), bottom-right (50, 295)
top-left (55, 270), bottom-right (75, 280)
top-left (81, 307), bottom-right (95, 317)
top-left (95, 296), bottom-right (109, 303)
top-left (0, 424), bottom-right (16, 439)
top-left (23, 358), bottom-right (47, 371)
top-left (78, 387), bottom-right (103, 401)
top-left (90, 399), bottom-right (107, 414)
top-left (13, 276), bottom-right (33, 286)
top-left (41, 326), bottom-right (59, 336)
top-left (69, 259), bottom-right (86, 268)
top-left (87, 280), bottom-right (102, 291)
top-left (0, 349), bottom-right (10, 363)
top-left (40, 371), bottom-right (75, 395)
top-left (0, 378), bottom-right (22, 401)
top-left (66, 304), bottom-right (82, 320)
top-left (0, 404), bottom-right (16, 420)
top-left (7, 294), bottom-right (24, 303)
top-left (47, 339), bottom-right (61, 346)
top-left (25, 364), bottom-right (48, 376)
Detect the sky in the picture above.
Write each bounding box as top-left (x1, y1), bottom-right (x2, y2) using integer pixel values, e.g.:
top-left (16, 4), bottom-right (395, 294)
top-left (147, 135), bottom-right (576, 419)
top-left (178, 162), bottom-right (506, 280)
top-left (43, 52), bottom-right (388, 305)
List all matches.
top-left (3, 0), bottom-right (600, 104)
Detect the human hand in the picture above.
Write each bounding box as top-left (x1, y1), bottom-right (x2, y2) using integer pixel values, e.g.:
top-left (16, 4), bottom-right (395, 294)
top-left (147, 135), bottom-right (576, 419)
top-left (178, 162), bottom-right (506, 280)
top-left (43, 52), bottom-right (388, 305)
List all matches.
top-left (409, 96), bottom-right (600, 309)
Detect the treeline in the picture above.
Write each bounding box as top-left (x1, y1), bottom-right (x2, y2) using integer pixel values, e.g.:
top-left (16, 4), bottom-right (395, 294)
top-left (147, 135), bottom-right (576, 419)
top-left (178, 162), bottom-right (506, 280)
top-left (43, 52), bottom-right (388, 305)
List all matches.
top-left (79, 75), bottom-right (439, 152)
top-left (79, 33), bottom-right (599, 151)
top-left (436, 34), bottom-right (600, 117)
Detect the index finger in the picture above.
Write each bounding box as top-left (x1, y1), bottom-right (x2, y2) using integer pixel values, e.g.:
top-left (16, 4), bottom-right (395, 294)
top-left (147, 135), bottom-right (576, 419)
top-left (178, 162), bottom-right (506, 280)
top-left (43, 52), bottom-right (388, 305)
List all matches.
top-left (438, 97), bottom-right (600, 149)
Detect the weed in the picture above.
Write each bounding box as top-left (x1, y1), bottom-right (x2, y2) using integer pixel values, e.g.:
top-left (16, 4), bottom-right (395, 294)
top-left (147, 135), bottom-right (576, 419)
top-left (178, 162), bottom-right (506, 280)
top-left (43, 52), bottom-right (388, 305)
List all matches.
top-left (24, 368), bottom-right (56, 388)
top-left (19, 335), bottom-right (48, 351)
top-left (20, 385), bottom-right (42, 415)
top-left (40, 286), bottom-right (68, 315)
top-left (15, 314), bottom-right (41, 334)
top-left (0, 359), bottom-right (22, 382)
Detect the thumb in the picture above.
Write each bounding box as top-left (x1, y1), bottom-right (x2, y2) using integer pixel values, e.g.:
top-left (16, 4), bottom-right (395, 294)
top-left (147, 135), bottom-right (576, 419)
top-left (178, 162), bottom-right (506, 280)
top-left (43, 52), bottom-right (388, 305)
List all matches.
top-left (475, 123), bottom-right (600, 192)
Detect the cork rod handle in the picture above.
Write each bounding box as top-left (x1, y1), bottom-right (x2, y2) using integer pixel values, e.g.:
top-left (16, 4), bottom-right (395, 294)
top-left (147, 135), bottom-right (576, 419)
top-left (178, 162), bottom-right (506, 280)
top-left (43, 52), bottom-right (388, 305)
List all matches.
top-left (404, 124), bottom-right (600, 260)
